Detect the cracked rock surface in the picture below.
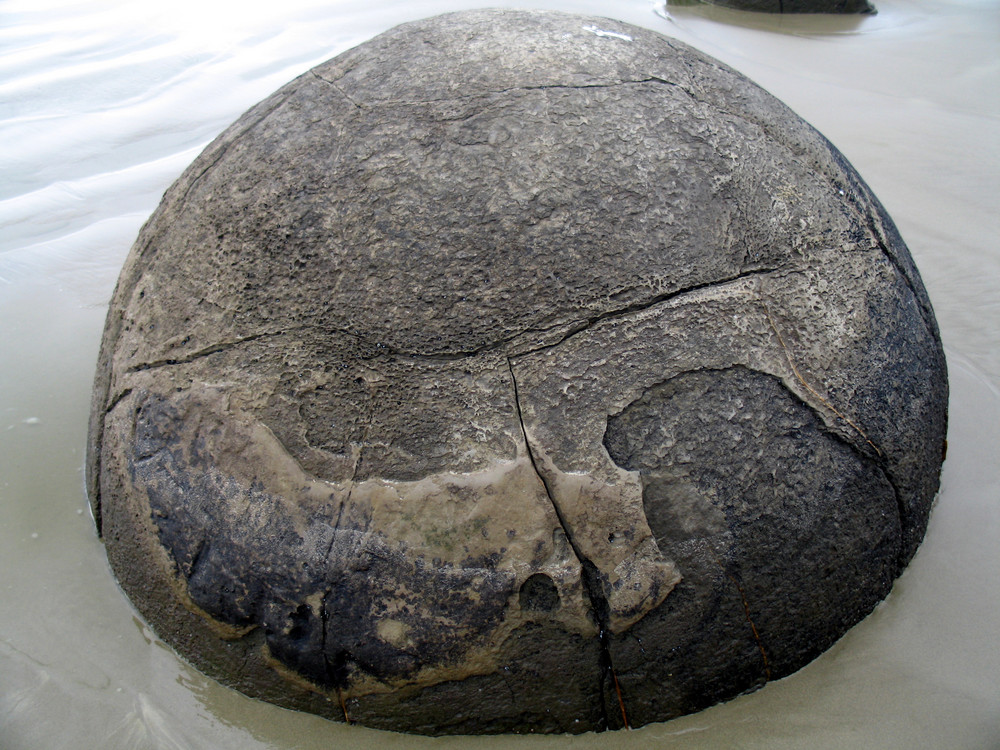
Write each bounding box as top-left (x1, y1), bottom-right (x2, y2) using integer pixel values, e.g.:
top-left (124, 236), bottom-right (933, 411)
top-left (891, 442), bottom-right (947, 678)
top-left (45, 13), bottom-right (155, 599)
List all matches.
top-left (87, 9), bottom-right (947, 735)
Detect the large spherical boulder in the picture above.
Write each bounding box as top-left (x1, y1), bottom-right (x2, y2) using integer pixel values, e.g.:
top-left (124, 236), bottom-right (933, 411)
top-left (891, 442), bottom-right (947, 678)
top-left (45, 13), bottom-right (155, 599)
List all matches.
top-left (87, 9), bottom-right (947, 735)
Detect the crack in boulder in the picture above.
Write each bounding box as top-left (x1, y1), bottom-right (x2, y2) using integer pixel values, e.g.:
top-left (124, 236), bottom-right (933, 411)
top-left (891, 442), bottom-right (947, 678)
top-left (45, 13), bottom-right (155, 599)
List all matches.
top-left (506, 357), bottom-right (628, 729)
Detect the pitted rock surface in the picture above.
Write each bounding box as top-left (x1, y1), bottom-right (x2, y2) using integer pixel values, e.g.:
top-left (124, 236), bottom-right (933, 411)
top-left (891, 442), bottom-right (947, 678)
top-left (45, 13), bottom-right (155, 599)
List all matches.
top-left (87, 9), bottom-right (947, 735)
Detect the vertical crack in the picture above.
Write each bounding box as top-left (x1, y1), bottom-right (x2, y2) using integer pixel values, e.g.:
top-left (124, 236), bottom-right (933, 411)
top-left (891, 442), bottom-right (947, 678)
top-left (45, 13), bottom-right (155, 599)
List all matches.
top-left (319, 589), bottom-right (352, 724)
top-left (92, 386), bottom-right (138, 536)
top-left (348, 375), bottom-right (379, 484)
top-left (506, 358), bottom-right (629, 730)
top-left (186, 538), bottom-right (208, 581)
top-left (505, 360), bottom-right (585, 573)
top-left (761, 299), bottom-right (882, 459)
top-left (708, 547), bottom-right (771, 682)
top-left (730, 575), bottom-right (771, 682)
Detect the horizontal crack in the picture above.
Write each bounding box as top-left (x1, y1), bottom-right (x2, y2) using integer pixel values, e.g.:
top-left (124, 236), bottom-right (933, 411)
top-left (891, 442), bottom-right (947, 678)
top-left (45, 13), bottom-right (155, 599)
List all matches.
top-left (499, 76), bottom-right (679, 93)
top-left (120, 267), bottom-right (783, 374)
top-left (126, 332), bottom-right (278, 373)
top-left (372, 266), bottom-right (785, 364)
top-left (511, 265), bottom-right (781, 360)
top-left (309, 73), bottom-right (682, 111)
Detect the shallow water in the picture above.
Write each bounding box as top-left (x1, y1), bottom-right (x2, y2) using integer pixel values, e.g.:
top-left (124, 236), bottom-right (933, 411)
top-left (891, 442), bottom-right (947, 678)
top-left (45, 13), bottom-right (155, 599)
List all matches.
top-left (1, 0), bottom-right (998, 747)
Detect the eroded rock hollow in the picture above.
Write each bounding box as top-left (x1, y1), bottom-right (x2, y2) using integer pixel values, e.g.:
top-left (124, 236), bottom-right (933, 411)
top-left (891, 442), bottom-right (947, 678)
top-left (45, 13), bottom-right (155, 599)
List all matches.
top-left (87, 9), bottom-right (947, 735)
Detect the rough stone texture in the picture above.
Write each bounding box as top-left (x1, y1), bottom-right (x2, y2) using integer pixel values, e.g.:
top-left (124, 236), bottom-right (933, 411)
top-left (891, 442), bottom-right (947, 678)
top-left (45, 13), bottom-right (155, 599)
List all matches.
top-left (697, 0), bottom-right (876, 14)
top-left (87, 9), bottom-right (947, 735)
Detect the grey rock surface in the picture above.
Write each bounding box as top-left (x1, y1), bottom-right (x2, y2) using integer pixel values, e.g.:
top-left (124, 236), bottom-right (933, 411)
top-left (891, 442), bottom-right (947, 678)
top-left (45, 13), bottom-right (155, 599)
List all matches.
top-left (87, 9), bottom-right (947, 735)
top-left (696, 0), bottom-right (876, 13)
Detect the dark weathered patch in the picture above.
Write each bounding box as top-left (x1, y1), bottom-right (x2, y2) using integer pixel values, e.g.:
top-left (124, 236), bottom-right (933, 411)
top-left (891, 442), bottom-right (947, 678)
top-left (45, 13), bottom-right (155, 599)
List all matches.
top-left (602, 367), bottom-right (901, 722)
top-left (518, 573), bottom-right (560, 613)
top-left (130, 392), bottom-right (516, 688)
